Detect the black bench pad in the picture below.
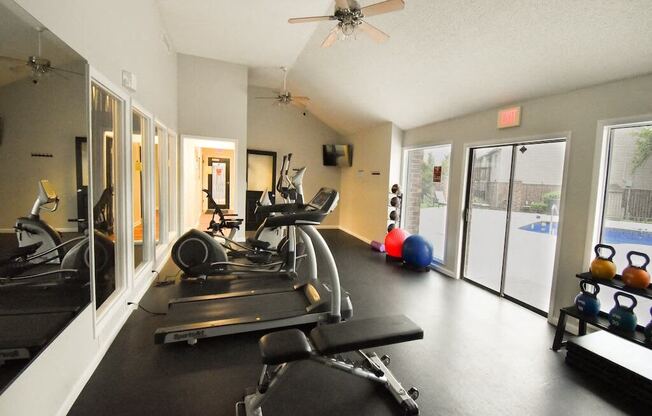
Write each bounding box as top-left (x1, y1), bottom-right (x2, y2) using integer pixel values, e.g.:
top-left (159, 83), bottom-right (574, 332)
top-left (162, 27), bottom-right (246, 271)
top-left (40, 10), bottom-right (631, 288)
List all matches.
top-left (310, 315), bottom-right (423, 355)
top-left (259, 329), bottom-right (312, 365)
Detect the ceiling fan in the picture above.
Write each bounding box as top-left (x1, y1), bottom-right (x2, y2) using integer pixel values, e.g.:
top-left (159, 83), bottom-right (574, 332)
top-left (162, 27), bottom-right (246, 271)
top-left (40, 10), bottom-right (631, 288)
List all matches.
top-left (255, 67), bottom-right (310, 110)
top-left (289, 0), bottom-right (405, 48)
top-left (0, 28), bottom-right (83, 84)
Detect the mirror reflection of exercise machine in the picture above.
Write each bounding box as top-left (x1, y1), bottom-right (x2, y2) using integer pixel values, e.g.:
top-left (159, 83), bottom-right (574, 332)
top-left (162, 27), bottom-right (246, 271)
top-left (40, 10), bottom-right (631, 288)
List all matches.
top-left (0, 180), bottom-right (114, 368)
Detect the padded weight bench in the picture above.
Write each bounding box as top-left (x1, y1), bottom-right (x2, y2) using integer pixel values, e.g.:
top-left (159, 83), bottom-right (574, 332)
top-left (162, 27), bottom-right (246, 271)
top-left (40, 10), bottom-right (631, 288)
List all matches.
top-left (236, 315), bottom-right (424, 416)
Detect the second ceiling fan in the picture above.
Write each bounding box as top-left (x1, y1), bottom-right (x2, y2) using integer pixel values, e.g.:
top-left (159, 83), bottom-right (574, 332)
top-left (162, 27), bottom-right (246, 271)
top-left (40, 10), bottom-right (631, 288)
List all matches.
top-left (289, 0), bottom-right (406, 48)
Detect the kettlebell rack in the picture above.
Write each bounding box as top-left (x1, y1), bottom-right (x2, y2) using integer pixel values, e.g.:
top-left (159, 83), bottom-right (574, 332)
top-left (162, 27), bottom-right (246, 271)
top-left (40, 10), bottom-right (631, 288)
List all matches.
top-left (552, 272), bottom-right (652, 352)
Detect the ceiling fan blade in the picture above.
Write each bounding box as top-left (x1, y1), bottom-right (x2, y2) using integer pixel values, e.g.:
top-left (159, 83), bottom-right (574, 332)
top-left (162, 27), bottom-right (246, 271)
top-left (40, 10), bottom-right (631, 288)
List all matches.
top-left (321, 26), bottom-right (340, 48)
top-left (9, 64), bottom-right (29, 73)
top-left (293, 97), bottom-right (310, 104)
top-left (335, 0), bottom-right (352, 10)
top-left (361, 0), bottom-right (405, 17)
top-left (288, 15), bottom-right (334, 24)
top-left (290, 100), bottom-right (307, 109)
top-left (255, 97), bottom-right (280, 99)
top-left (51, 66), bottom-right (84, 76)
top-left (0, 55), bottom-right (26, 64)
top-left (358, 21), bottom-right (390, 43)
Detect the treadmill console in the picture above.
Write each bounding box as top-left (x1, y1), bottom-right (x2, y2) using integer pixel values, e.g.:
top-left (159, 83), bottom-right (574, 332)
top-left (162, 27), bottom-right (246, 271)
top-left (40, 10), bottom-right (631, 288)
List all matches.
top-left (307, 188), bottom-right (339, 213)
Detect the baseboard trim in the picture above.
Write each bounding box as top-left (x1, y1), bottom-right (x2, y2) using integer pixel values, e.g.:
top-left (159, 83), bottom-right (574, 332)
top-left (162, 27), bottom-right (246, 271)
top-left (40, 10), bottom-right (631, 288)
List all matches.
top-left (429, 262), bottom-right (456, 278)
top-left (57, 305), bottom-right (132, 416)
top-left (336, 226), bottom-right (372, 245)
top-left (56, 242), bottom-right (175, 416)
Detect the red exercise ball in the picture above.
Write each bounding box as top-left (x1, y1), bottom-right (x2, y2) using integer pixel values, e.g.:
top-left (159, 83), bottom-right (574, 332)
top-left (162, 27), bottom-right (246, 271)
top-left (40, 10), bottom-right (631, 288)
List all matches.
top-left (385, 228), bottom-right (410, 258)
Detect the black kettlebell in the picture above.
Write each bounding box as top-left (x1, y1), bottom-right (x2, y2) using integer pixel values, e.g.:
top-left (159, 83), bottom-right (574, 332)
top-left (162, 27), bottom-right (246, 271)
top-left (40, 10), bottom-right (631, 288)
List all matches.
top-left (608, 292), bottom-right (638, 332)
top-left (390, 196), bottom-right (400, 207)
top-left (389, 210), bottom-right (398, 221)
top-left (574, 280), bottom-right (601, 318)
top-left (644, 307), bottom-right (652, 344)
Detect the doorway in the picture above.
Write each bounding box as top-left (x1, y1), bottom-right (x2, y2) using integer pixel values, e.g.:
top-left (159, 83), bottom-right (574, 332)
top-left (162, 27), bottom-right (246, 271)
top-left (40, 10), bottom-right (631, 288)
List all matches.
top-left (462, 138), bottom-right (567, 315)
top-left (207, 157), bottom-right (230, 210)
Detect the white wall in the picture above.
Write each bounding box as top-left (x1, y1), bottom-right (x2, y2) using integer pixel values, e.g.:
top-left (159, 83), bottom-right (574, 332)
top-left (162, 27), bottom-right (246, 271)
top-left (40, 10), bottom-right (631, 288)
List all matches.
top-left (403, 73), bottom-right (652, 323)
top-left (247, 86), bottom-right (343, 226)
top-left (15, 0), bottom-right (178, 128)
top-left (0, 73), bottom-right (86, 230)
top-left (339, 122), bottom-right (398, 243)
top-left (177, 54), bottom-right (248, 237)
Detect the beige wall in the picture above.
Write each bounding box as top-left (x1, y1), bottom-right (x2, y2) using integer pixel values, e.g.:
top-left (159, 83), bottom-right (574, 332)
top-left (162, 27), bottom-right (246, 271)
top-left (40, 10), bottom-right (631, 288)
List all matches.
top-left (178, 54), bottom-right (248, 237)
top-left (15, 0), bottom-right (178, 128)
top-left (0, 74), bottom-right (86, 230)
top-left (247, 86), bottom-right (343, 226)
top-left (338, 123), bottom-right (398, 242)
top-left (403, 73), bottom-right (652, 323)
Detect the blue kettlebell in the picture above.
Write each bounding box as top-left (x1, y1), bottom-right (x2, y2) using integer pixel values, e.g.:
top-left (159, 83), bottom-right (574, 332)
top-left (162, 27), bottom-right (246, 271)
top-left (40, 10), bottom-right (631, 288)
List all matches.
top-left (608, 292), bottom-right (638, 332)
top-left (574, 279), bottom-right (601, 318)
top-left (644, 307), bottom-right (652, 344)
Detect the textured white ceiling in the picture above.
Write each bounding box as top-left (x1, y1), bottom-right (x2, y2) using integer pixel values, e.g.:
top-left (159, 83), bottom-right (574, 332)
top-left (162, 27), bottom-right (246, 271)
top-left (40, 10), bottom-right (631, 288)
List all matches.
top-left (157, 0), bottom-right (333, 67)
top-left (161, 1), bottom-right (652, 135)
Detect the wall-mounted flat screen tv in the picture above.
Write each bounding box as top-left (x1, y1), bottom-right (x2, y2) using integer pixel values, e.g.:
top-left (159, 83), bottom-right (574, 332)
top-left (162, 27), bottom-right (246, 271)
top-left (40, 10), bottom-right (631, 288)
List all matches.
top-left (323, 144), bottom-right (352, 167)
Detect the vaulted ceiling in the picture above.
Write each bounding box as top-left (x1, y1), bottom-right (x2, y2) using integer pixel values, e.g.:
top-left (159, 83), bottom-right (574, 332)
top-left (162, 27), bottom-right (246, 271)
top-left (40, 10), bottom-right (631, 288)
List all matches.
top-left (158, 0), bottom-right (652, 135)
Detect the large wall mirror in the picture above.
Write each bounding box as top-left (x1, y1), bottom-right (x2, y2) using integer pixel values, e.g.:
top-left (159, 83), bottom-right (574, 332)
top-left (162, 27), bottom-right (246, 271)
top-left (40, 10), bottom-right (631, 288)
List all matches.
top-left (0, 0), bottom-right (90, 391)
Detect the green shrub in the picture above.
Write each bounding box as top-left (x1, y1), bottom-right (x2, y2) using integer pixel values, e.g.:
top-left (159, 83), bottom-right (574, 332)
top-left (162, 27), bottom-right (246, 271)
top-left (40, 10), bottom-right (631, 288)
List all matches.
top-left (529, 202), bottom-right (548, 214)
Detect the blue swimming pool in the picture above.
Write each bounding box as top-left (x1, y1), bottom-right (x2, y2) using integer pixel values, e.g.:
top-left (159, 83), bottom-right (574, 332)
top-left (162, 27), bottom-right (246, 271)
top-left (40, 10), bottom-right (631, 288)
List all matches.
top-left (520, 221), bottom-right (652, 246)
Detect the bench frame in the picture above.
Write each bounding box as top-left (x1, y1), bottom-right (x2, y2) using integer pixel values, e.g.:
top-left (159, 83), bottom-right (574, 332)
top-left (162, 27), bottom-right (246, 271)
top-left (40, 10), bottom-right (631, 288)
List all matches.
top-left (236, 347), bottom-right (419, 416)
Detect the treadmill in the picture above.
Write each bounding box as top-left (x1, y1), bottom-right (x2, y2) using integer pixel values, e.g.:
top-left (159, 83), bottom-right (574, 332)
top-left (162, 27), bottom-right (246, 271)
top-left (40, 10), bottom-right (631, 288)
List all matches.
top-left (155, 188), bottom-right (353, 345)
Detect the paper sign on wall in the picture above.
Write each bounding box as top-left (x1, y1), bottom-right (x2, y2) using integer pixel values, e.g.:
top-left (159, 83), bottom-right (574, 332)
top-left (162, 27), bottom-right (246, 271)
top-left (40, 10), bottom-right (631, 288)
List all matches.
top-left (433, 166), bottom-right (442, 183)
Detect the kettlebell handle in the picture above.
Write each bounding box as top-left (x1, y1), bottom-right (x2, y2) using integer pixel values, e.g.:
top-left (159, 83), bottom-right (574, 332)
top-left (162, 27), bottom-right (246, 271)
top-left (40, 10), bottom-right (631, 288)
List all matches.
top-left (579, 279), bottom-right (600, 296)
top-left (594, 244), bottom-right (616, 261)
top-left (626, 251), bottom-right (650, 269)
top-left (613, 292), bottom-right (637, 311)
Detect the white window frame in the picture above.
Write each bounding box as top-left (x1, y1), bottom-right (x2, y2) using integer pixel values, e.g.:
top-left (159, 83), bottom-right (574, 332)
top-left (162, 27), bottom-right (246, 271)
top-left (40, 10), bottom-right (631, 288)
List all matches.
top-left (153, 120), bottom-right (169, 259)
top-left (167, 129), bottom-right (179, 239)
top-left (585, 114), bottom-right (652, 267)
top-left (89, 67), bottom-right (130, 331)
top-left (129, 101), bottom-right (155, 282)
top-left (401, 143), bottom-right (454, 265)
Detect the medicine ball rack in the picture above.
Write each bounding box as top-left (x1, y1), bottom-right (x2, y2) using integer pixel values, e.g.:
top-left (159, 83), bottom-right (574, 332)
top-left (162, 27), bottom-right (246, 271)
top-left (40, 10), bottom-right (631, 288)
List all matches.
top-left (387, 184), bottom-right (403, 233)
top-left (552, 272), bottom-right (652, 352)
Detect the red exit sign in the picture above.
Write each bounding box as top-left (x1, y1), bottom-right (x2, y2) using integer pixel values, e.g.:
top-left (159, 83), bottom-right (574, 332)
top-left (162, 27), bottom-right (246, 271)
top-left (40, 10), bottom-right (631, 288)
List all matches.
top-left (497, 106), bottom-right (521, 129)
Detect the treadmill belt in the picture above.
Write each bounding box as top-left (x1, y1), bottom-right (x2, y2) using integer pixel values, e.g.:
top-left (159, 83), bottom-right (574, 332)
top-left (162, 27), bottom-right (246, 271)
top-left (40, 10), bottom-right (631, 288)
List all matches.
top-left (165, 291), bottom-right (310, 326)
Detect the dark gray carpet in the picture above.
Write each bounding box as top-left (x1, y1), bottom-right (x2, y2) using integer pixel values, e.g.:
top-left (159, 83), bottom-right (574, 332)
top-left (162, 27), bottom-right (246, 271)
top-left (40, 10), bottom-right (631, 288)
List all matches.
top-left (68, 230), bottom-right (644, 416)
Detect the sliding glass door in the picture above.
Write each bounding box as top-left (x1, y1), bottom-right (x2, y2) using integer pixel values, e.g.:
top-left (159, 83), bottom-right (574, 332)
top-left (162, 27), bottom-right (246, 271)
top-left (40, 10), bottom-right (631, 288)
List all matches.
top-left (463, 139), bottom-right (566, 314)
top-left (503, 142), bottom-right (566, 312)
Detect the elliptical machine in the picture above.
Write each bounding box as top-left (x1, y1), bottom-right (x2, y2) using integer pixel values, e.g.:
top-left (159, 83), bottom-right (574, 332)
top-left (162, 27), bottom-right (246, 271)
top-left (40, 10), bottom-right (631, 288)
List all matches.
top-left (0, 180), bottom-right (114, 285)
top-left (14, 180), bottom-right (66, 264)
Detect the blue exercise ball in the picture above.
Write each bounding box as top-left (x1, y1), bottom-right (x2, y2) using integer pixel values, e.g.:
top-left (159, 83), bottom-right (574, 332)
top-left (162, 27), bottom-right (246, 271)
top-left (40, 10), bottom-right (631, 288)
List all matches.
top-left (402, 235), bottom-right (433, 269)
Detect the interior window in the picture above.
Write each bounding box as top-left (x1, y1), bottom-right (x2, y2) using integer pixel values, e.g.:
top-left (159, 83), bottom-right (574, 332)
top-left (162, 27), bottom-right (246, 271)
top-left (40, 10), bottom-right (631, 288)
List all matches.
top-left (154, 125), bottom-right (166, 246)
top-left (404, 145), bottom-right (452, 263)
top-left (132, 110), bottom-right (148, 271)
top-left (598, 123), bottom-right (652, 322)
